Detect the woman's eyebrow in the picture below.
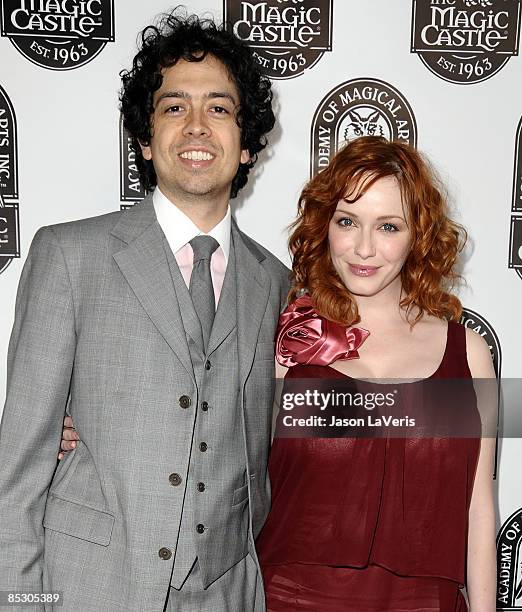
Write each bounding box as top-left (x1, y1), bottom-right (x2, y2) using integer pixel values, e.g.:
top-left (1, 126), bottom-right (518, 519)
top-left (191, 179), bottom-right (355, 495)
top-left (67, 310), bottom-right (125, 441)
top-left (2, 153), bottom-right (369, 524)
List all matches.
top-left (334, 210), bottom-right (405, 221)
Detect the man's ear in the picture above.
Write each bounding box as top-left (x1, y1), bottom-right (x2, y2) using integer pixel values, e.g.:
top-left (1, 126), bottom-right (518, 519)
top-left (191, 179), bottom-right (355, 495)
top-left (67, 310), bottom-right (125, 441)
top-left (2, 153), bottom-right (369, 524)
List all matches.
top-left (240, 149), bottom-right (251, 165)
top-left (140, 141), bottom-right (152, 161)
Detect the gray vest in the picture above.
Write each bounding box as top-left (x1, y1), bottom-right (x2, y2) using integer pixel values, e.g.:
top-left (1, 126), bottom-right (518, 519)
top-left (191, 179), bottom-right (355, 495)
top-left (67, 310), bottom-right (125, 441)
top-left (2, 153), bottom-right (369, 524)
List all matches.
top-left (163, 237), bottom-right (249, 589)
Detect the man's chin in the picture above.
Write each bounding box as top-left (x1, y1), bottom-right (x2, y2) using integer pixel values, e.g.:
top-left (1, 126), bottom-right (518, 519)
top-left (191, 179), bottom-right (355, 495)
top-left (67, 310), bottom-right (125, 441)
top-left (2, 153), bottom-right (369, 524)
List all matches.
top-left (175, 181), bottom-right (228, 200)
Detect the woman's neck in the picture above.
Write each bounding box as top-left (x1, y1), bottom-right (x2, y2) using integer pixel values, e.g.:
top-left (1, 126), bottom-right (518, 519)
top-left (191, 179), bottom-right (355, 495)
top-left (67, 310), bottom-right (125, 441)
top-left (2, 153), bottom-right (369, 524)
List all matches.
top-left (353, 282), bottom-right (412, 329)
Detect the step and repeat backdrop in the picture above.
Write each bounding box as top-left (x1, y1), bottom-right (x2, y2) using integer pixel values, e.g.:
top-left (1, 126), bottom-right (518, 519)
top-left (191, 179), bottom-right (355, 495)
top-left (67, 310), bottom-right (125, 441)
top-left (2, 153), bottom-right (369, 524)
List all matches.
top-left (0, 1), bottom-right (521, 606)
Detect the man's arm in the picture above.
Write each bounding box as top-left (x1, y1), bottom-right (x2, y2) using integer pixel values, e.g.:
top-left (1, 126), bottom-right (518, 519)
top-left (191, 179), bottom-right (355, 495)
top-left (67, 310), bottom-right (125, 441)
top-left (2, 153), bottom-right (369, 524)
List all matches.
top-left (0, 226), bottom-right (76, 592)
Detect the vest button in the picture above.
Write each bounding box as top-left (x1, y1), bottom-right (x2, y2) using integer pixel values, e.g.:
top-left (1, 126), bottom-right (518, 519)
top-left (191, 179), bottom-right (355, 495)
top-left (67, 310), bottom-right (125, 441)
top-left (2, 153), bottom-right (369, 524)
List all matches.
top-left (196, 524), bottom-right (205, 534)
top-left (158, 547), bottom-right (172, 560)
top-left (201, 401), bottom-right (209, 411)
top-left (205, 360), bottom-right (211, 370)
top-left (169, 473), bottom-right (182, 486)
top-left (199, 442), bottom-right (208, 452)
top-left (179, 395), bottom-right (191, 409)
top-left (197, 482), bottom-right (205, 492)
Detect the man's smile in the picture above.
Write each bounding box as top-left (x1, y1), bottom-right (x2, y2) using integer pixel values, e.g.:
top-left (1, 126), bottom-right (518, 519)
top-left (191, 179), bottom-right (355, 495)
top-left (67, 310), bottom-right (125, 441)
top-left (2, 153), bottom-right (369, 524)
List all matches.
top-left (179, 150), bottom-right (215, 161)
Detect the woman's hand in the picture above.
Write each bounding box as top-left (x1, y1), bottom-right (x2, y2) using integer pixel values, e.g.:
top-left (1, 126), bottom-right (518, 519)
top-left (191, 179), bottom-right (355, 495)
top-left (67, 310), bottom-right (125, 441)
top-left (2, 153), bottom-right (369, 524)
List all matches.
top-left (58, 415), bottom-right (79, 460)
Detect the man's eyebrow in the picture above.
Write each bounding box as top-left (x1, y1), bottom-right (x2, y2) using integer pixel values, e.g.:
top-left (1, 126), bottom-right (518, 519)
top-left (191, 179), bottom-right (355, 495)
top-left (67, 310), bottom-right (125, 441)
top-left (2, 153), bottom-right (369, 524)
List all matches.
top-left (155, 90), bottom-right (188, 104)
top-left (155, 90), bottom-right (237, 104)
top-left (206, 91), bottom-right (237, 104)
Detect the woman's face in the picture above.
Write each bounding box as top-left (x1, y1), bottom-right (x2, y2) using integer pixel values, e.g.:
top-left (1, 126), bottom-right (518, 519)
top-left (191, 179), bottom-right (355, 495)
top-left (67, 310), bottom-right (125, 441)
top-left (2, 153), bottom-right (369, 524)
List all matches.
top-left (328, 175), bottom-right (411, 299)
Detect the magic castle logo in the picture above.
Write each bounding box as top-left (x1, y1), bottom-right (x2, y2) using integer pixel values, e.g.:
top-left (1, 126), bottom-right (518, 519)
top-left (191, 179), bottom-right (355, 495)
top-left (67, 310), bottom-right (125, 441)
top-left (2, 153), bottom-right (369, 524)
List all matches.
top-left (119, 116), bottom-right (145, 211)
top-left (497, 507), bottom-right (522, 609)
top-left (509, 115), bottom-right (522, 280)
top-left (1, 0), bottom-right (115, 70)
top-left (0, 84), bottom-right (19, 276)
top-left (411, 0), bottom-right (521, 84)
top-left (310, 78), bottom-right (417, 176)
top-left (224, 0), bottom-right (333, 79)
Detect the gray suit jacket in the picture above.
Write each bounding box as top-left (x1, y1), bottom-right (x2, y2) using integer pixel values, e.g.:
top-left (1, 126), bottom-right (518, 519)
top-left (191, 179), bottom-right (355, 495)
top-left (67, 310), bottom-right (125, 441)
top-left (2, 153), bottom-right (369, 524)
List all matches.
top-left (0, 196), bottom-right (290, 611)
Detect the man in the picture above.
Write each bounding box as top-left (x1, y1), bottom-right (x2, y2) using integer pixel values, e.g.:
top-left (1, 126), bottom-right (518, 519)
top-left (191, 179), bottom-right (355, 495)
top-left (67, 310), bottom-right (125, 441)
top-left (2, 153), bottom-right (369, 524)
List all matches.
top-left (0, 11), bottom-right (289, 611)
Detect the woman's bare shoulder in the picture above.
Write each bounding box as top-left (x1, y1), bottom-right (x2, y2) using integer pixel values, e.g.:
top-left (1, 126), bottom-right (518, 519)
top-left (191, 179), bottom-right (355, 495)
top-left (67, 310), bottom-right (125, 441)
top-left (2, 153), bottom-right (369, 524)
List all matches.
top-left (410, 312), bottom-right (447, 340)
top-left (464, 327), bottom-right (495, 378)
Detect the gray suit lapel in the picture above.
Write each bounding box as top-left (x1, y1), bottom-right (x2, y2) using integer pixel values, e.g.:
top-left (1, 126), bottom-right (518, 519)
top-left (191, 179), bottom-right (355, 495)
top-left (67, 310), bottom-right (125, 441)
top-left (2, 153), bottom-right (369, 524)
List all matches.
top-left (111, 196), bottom-right (194, 379)
top-left (232, 220), bottom-right (271, 386)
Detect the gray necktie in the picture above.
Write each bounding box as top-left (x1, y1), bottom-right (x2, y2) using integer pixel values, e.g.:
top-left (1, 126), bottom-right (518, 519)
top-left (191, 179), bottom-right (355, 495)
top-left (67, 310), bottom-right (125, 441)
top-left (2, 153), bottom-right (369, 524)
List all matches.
top-left (189, 235), bottom-right (219, 352)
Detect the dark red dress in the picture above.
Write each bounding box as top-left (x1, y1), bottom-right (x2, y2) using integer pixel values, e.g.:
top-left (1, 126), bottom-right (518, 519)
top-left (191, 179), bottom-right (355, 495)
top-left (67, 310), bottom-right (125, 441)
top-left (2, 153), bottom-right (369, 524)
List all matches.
top-left (256, 321), bottom-right (480, 611)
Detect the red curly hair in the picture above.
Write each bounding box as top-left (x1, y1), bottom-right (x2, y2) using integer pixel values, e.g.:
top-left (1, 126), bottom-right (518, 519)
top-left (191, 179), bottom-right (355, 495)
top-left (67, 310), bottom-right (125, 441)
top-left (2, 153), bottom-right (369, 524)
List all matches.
top-left (288, 136), bottom-right (467, 326)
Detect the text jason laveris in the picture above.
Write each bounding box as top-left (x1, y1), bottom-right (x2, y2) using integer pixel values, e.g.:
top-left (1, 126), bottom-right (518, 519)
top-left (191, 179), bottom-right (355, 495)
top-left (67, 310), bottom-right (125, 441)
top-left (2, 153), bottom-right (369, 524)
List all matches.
top-left (282, 414), bottom-right (416, 428)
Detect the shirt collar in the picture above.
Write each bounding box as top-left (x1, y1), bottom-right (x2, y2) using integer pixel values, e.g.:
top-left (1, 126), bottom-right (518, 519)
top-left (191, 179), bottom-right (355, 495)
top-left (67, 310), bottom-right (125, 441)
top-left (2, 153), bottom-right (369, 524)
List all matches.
top-left (152, 186), bottom-right (231, 263)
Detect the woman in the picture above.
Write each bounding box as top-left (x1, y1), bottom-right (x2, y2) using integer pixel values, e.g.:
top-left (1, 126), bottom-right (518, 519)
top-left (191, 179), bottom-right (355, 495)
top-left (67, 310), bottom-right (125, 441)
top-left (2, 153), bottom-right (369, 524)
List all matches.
top-left (60, 137), bottom-right (496, 610)
top-left (256, 137), bottom-right (496, 611)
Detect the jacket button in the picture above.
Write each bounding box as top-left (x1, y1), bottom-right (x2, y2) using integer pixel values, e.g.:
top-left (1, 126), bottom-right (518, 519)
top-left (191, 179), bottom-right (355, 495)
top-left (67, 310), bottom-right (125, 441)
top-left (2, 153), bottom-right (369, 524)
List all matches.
top-left (199, 442), bottom-right (208, 452)
top-left (201, 401), bottom-right (209, 412)
top-left (179, 395), bottom-right (191, 409)
top-left (205, 360), bottom-right (211, 370)
top-left (169, 473), bottom-right (182, 486)
top-left (197, 482), bottom-right (205, 492)
top-left (196, 524), bottom-right (205, 534)
top-left (158, 547), bottom-right (172, 560)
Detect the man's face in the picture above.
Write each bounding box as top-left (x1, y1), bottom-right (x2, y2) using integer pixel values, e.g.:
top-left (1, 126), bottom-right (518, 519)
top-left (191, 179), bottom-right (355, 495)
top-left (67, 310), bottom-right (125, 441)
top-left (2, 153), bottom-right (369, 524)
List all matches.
top-left (141, 55), bottom-right (250, 202)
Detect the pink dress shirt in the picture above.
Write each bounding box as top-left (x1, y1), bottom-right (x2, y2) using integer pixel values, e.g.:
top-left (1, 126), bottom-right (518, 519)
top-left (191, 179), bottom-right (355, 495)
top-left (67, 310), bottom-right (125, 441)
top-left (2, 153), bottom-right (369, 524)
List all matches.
top-left (153, 187), bottom-right (229, 306)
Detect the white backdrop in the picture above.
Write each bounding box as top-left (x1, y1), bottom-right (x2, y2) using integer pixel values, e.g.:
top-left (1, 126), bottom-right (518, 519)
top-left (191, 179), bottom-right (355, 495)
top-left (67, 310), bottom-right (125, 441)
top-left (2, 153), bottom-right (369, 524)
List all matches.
top-left (0, 1), bottom-right (521, 606)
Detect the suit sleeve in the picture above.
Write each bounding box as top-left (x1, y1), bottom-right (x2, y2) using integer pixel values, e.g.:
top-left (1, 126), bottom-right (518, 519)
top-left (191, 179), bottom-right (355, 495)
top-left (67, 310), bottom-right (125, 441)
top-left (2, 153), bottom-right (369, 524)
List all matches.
top-left (0, 226), bottom-right (76, 592)
top-left (280, 265), bottom-right (292, 313)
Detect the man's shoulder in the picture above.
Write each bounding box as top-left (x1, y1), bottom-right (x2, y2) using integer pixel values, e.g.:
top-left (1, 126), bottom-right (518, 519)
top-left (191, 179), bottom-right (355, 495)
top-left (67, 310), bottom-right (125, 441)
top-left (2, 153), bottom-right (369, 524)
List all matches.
top-left (235, 228), bottom-right (291, 301)
top-left (238, 230), bottom-right (290, 275)
top-left (43, 208), bottom-right (125, 244)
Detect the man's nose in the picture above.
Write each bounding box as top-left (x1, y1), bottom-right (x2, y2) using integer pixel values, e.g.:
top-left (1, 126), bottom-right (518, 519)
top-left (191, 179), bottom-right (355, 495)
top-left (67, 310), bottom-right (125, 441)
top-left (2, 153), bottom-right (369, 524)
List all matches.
top-left (183, 107), bottom-right (210, 138)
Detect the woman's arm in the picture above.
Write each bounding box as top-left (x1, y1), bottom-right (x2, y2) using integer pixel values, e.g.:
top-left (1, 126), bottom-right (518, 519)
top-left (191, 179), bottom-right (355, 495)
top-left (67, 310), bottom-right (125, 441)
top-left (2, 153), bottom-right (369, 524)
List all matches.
top-left (271, 361), bottom-right (289, 443)
top-left (465, 328), bottom-right (497, 612)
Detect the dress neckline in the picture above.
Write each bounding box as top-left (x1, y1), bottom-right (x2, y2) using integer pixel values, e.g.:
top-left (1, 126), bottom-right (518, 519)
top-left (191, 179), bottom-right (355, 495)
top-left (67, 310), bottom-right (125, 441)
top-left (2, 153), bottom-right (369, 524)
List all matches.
top-left (321, 321), bottom-right (451, 384)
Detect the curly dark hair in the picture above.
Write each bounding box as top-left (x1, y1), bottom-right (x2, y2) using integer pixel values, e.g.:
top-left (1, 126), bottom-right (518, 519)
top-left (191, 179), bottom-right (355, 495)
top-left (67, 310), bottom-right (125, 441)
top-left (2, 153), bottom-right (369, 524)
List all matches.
top-left (119, 8), bottom-right (275, 199)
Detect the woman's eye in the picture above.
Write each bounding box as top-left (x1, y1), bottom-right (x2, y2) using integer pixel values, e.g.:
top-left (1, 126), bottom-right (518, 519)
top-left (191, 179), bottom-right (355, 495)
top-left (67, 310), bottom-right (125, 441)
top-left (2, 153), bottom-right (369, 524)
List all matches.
top-left (382, 222), bottom-right (398, 232)
top-left (338, 218), bottom-right (353, 227)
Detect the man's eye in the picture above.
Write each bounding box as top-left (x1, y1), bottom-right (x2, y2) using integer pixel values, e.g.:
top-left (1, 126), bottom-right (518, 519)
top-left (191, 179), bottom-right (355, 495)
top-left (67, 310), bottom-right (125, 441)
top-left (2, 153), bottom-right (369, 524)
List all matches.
top-left (211, 106), bottom-right (229, 114)
top-left (382, 222), bottom-right (398, 232)
top-left (166, 105), bottom-right (182, 113)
